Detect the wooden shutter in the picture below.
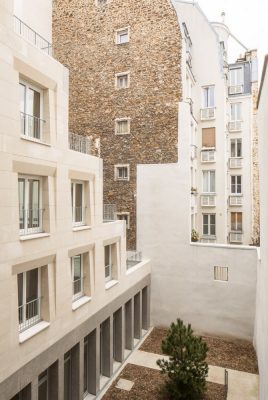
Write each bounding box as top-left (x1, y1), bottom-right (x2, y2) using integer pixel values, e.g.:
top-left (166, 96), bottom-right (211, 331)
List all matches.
top-left (202, 128), bottom-right (215, 148)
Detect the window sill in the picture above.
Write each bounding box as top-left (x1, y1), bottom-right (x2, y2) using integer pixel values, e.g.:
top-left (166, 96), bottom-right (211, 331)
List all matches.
top-left (105, 279), bottom-right (119, 290)
top-left (20, 233), bottom-right (50, 241)
top-left (72, 296), bottom-right (92, 311)
top-left (20, 135), bottom-right (51, 147)
top-left (72, 225), bottom-right (92, 232)
top-left (19, 321), bottom-right (50, 343)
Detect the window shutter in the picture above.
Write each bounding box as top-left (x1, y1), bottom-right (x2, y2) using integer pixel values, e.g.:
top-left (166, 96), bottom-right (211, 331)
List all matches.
top-left (202, 128), bottom-right (215, 147)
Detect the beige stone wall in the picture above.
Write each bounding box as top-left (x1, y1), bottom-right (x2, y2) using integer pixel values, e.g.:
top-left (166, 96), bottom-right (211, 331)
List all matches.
top-left (52, 0), bottom-right (182, 249)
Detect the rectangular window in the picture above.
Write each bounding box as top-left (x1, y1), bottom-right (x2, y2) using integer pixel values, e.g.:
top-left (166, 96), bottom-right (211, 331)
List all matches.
top-left (104, 245), bottom-right (112, 282)
top-left (115, 119), bottom-right (130, 135)
top-left (231, 212), bottom-right (242, 232)
top-left (71, 255), bottom-right (83, 301)
top-left (202, 127), bottom-right (216, 148)
top-left (17, 268), bottom-right (41, 332)
top-left (202, 86), bottom-right (215, 108)
top-left (116, 73), bottom-right (129, 89)
top-left (230, 103), bottom-right (242, 121)
top-left (229, 68), bottom-right (243, 86)
top-left (18, 176), bottom-right (43, 235)
top-left (64, 352), bottom-right (72, 400)
top-left (11, 384), bottom-right (31, 400)
top-left (231, 176), bottom-right (242, 194)
top-left (20, 80), bottom-right (44, 140)
top-left (202, 170), bottom-right (215, 193)
top-left (71, 181), bottom-right (85, 226)
top-left (116, 28), bottom-right (129, 44)
top-left (117, 212), bottom-right (130, 229)
top-left (203, 214), bottom-right (216, 236)
top-left (231, 139), bottom-right (242, 157)
top-left (115, 165), bottom-right (129, 181)
top-left (214, 266), bottom-right (228, 281)
top-left (38, 370), bottom-right (48, 400)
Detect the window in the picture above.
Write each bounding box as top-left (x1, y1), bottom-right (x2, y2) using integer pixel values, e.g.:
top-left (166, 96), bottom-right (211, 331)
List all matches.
top-left (18, 176), bottom-right (43, 235)
top-left (202, 128), bottom-right (215, 148)
top-left (214, 266), bottom-right (228, 282)
top-left (202, 170), bottom-right (215, 193)
top-left (115, 165), bottom-right (129, 181)
top-left (64, 352), bottom-right (72, 400)
top-left (117, 212), bottom-right (130, 229)
top-left (20, 80), bottom-right (44, 140)
top-left (11, 384), bottom-right (31, 400)
top-left (71, 181), bottom-right (85, 226)
top-left (203, 214), bottom-right (216, 236)
top-left (38, 370), bottom-right (48, 400)
top-left (231, 176), bottom-right (242, 194)
top-left (115, 118), bottom-right (130, 135)
top-left (230, 103), bottom-right (242, 121)
top-left (202, 86), bottom-right (215, 108)
top-left (71, 255), bottom-right (83, 301)
top-left (104, 245), bottom-right (112, 282)
top-left (18, 268), bottom-right (41, 332)
top-left (231, 212), bottom-right (242, 232)
top-left (116, 28), bottom-right (129, 44)
top-left (229, 68), bottom-right (243, 87)
top-left (231, 139), bottom-right (242, 157)
top-left (116, 72), bottom-right (129, 89)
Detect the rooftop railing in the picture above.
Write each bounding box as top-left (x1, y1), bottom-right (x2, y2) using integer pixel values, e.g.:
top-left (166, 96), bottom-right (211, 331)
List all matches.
top-left (69, 132), bottom-right (92, 155)
top-left (103, 204), bottom-right (117, 222)
top-left (127, 250), bottom-right (143, 269)
top-left (14, 15), bottom-right (52, 56)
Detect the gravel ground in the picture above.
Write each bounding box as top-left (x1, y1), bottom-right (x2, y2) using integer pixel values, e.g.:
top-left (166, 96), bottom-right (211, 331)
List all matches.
top-left (140, 327), bottom-right (258, 374)
top-left (102, 364), bottom-right (226, 400)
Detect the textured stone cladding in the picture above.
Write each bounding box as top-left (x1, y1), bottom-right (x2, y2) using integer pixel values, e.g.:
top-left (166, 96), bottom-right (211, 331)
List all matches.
top-left (52, 0), bottom-right (182, 249)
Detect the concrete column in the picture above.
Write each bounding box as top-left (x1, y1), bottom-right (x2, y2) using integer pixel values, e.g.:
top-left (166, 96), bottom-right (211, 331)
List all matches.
top-left (134, 292), bottom-right (142, 339)
top-left (142, 286), bottom-right (150, 330)
top-left (31, 377), bottom-right (38, 400)
top-left (113, 307), bottom-right (124, 362)
top-left (48, 361), bottom-right (59, 400)
top-left (79, 340), bottom-right (84, 400)
top-left (125, 299), bottom-right (134, 350)
top-left (101, 317), bottom-right (113, 377)
top-left (58, 355), bottom-right (64, 400)
top-left (88, 327), bottom-right (100, 395)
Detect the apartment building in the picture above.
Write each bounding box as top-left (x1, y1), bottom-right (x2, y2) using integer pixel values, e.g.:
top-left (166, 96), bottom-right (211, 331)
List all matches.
top-left (0, 1), bottom-right (150, 399)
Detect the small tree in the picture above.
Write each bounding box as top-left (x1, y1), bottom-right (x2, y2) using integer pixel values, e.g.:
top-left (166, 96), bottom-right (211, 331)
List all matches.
top-left (157, 319), bottom-right (208, 400)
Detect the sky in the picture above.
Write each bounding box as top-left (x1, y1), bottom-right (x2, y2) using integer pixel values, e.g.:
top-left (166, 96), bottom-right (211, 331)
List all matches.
top-left (195, 0), bottom-right (268, 76)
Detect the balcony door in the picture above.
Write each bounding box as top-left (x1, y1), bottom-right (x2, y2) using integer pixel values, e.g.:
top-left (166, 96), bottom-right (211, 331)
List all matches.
top-left (18, 176), bottom-right (42, 235)
top-left (20, 81), bottom-right (42, 139)
top-left (71, 181), bottom-right (85, 226)
top-left (231, 212), bottom-right (242, 232)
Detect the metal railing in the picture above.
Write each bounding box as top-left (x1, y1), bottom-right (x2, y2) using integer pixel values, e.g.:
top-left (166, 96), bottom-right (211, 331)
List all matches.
top-left (229, 231), bottom-right (243, 244)
top-left (127, 250), bottom-right (143, 269)
top-left (201, 149), bottom-right (216, 163)
top-left (14, 16), bottom-right (52, 55)
top-left (228, 120), bottom-right (242, 132)
top-left (200, 194), bottom-right (216, 207)
top-left (72, 207), bottom-right (86, 227)
top-left (229, 157), bottom-right (243, 169)
top-left (19, 208), bottom-right (44, 235)
top-left (69, 132), bottom-right (92, 155)
top-left (229, 85), bottom-right (243, 95)
top-left (200, 107), bottom-right (216, 120)
top-left (103, 204), bottom-right (117, 222)
top-left (72, 278), bottom-right (83, 301)
top-left (229, 195), bottom-right (243, 206)
top-left (20, 112), bottom-right (46, 141)
top-left (18, 297), bottom-right (41, 332)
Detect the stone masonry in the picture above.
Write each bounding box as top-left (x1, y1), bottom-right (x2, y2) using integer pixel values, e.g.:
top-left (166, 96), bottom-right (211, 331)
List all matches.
top-left (52, 0), bottom-right (182, 249)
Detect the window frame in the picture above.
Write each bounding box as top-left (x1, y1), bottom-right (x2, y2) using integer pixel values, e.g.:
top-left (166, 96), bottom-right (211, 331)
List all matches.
top-left (115, 72), bottom-right (130, 89)
top-left (116, 27), bottom-right (130, 45)
top-left (71, 254), bottom-right (84, 302)
top-left (115, 118), bottom-right (131, 135)
top-left (202, 85), bottom-right (215, 108)
top-left (202, 213), bottom-right (216, 237)
top-left (231, 175), bottom-right (242, 194)
top-left (202, 170), bottom-right (216, 193)
top-left (38, 369), bottom-right (49, 400)
top-left (71, 180), bottom-right (85, 227)
top-left (231, 212), bottom-right (243, 232)
top-left (230, 102), bottom-right (242, 122)
top-left (229, 67), bottom-right (244, 87)
top-left (230, 138), bottom-right (242, 158)
top-left (18, 268), bottom-right (41, 332)
top-left (104, 245), bottom-right (112, 282)
top-left (114, 164), bottom-right (130, 181)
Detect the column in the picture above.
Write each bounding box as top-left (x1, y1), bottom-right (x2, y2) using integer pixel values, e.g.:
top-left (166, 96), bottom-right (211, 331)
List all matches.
top-left (88, 327), bottom-right (100, 395)
top-left (113, 307), bottom-right (124, 363)
top-left (134, 292), bottom-right (142, 340)
top-left (125, 299), bottom-right (134, 350)
top-left (142, 286), bottom-right (151, 330)
top-left (101, 317), bottom-right (113, 377)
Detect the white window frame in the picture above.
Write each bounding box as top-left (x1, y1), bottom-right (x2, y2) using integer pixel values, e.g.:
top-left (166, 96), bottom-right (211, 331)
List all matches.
top-left (230, 102), bottom-right (242, 122)
top-left (202, 85), bottom-right (215, 108)
top-left (231, 212), bottom-right (243, 232)
top-left (71, 180), bottom-right (85, 227)
top-left (116, 212), bottom-right (130, 229)
top-left (18, 175), bottom-right (43, 235)
top-left (115, 118), bottom-right (131, 135)
top-left (116, 27), bottom-right (130, 44)
top-left (230, 139), bottom-right (242, 158)
top-left (202, 170), bottom-right (215, 194)
top-left (202, 213), bottom-right (216, 236)
top-left (114, 164), bottom-right (130, 181)
top-left (71, 255), bottom-right (84, 302)
top-left (104, 245), bottom-right (112, 282)
top-left (229, 67), bottom-right (244, 87)
top-left (214, 266), bottom-right (228, 282)
top-left (115, 72), bottom-right (130, 89)
top-left (18, 268), bottom-right (41, 332)
top-left (231, 175), bottom-right (242, 194)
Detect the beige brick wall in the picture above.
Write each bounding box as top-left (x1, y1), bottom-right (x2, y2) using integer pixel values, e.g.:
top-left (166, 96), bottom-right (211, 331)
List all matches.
top-left (52, 0), bottom-right (182, 249)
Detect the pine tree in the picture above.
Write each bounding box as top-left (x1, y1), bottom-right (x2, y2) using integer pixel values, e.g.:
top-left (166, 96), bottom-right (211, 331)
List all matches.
top-left (157, 319), bottom-right (208, 400)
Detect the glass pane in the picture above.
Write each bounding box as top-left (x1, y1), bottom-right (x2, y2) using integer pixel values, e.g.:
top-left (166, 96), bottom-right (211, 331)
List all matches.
top-left (38, 371), bottom-right (48, 400)
top-left (18, 273), bottom-right (23, 307)
top-left (20, 84), bottom-right (26, 113)
top-left (237, 140), bottom-right (242, 157)
top-left (73, 256), bottom-right (81, 280)
top-left (209, 86), bottom-right (214, 107)
top-left (18, 179), bottom-right (25, 229)
top-left (75, 183), bottom-right (83, 208)
top-left (28, 179), bottom-right (40, 228)
top-left (28, 88), bottom-right (40, 118)
top-left (203, 171), bottom-right (208, 192)
top-left (105, 246), bottom-right (110, 266)
top-left (231, 141), bottom-right (236, 157)
top-left (210, 171), bottom-right (215, 192)
top-left (26, 269), bottom-right (38, 303)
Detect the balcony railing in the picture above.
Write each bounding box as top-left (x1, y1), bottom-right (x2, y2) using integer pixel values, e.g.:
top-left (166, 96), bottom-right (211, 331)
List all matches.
top-left (229, 85), bottom-right (243, 95)
top-left (19, 208), bottom-right (44, 235)
top-left (229, 231), bottom-right (243, 243)
top-left (18, 297), bottom-right (41, 332)
top-left (20, 112), bottom-right (46, 141)
top-left (229, 157), bottom-right (243, 169)
top-left (103, 204), bottom-right (117, 222)
top-left (72, 207), bottom-right (86, 227)
top-left (105, 264), bottom-right (112, 281)
top-left (200, 236), bottom-right (216, 244)
top-left (229, 195), bottom-right (243, 206)
top-left (72, 278), bottom-right (83, 301)
top-left (69, 132), bottom-right (92, 155)
top-left (200, 107), bottom-right (216, 121)
top-left (228, 121), bottom-right (242, 132)
top-left (14, 16), bottom-right (52, 56)
top-left (201, 194), bottom-right (216, 207)
top-left (201, 149), bottom-right (216, 163)
top-left (127, 250), bottom-right (143, 269)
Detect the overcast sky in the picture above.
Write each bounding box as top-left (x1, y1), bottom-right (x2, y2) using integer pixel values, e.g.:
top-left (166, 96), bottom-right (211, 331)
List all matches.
top-left (196, 0), bottom-right (268, 75)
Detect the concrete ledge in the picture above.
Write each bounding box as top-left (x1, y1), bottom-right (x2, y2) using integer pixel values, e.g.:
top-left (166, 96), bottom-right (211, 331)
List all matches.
top-left (72, 225), bottom-right (92, 232)
top-left (105, 280), bottom-right (119, 290)
top-left (19, 321), bottom-right (50, 344)
top-left (72, 296), bottom-right (92, 311)
top-left (20, 233), bottom-right (50, 241)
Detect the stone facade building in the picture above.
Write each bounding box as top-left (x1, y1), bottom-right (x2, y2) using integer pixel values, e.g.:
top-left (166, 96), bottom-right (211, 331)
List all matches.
top-left (53, 0), bottom-right (182, 250)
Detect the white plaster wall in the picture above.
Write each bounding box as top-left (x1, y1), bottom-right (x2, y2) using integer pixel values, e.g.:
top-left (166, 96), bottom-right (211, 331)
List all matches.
top-left (254, 64), bottom-right (268, 399)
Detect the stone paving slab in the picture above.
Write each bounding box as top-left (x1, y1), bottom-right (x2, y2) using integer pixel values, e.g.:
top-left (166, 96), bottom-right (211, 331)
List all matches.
top-left (115, 378), bottom-right (134, 391)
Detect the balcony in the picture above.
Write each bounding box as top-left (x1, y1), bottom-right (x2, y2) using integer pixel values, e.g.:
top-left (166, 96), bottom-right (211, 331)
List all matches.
top-left (201, 194), bottom-right (216, 207)
top-left (200, 236), bottom-right (216, 244)
top-left (228, 121), bottom-right (242, 132)
top-left (229, 85), bottom-right (243, 95)
top-left (190, 145), bottom-right (197, 160)
top-left (18, 297), bottom-right (41, 332)
top-left (200, 107), bottom-right (216, 121)
top-left (229, 157), bottom-right (243, 169)
top-left (19, 208), bottom-right (44, 236)
top-left (69, 132), bottom-right (92, 155)
top-left (229, 231), bottom-right (243, 244)
top-left (14, 16), bottom-right (52, 56)
top-left (201, 149), bottom-right (216, 163)
top-left (127, 251), bottom-right (143, 270)
top-left (103, 204), bottom-right (117, 222)
top-left (229, 195), bottom-right (243, 207)
top-left (20, 112), bottom-right (46, 142)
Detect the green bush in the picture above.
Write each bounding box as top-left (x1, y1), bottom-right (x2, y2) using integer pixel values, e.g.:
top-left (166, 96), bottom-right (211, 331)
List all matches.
top-left (157, 319), bottom-right (208, 400)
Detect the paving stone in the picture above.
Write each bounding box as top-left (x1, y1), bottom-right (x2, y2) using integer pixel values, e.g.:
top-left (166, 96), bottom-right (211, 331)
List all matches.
top-left (116, 378), bottom-right (134, 391)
